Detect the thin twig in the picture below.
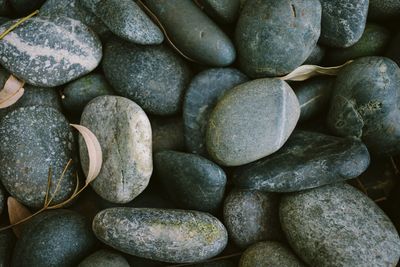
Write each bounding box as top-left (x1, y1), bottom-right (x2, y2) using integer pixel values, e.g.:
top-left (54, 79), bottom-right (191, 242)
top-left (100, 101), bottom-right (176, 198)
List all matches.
top-left (43, 167), bottom-right (52, 207)
top-left (0, 10), bottom-right (39, 40)
top-left (46, 159), bottom-right (73, 207)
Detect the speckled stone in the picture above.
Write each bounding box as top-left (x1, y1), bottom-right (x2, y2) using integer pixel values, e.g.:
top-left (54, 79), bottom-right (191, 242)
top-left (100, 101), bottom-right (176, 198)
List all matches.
top-left (150, 116), bottom-right (185, 152)
top-left (0, 107), bottom-right (76, 208)
top-left (154, 150), bottom-right (226, 213)
top-left (62, 73), bottom-right (114, 115)
top-left (92, 208), bottom-right (228, 263)
top-left (201, 0), bottom-right (240, 24)
top-left (387, 31), bottom-right (400, 67)
top-left (10, 0), bottom-right (45, 15)
top-left (12, 210), bottom-right (97, 267)
top-left (236, 0), bottom-right (321, 77)
top-left (327, 57), bottom-right (400, 155)
top-left (233, 131), bottom-right (370, 192)
top-left (280, 183), bottom-right (400, 267)
top-left (326, 24), bottom-right (391, 65)
top-left (92, 0), bottom-right (163, 45)
top-left (143, 0), bottom-right (236, 66)
top-left (102, 39), bottom-right (191, 115)
top-left (239, 241), bottom-right (305, 267)
top-left (183, 68), bottom-right (248, 155)
top-left (368, 0), bottom-right (400, 20)
top-left (0, 229), bottom-right (15, 267)
top-left (294, 77), bottom-right (334, 122)
top-left (223, 189), bottom-right (282, 248)
top-left (0, 16), bottom-right (102, 87)
top-left (78, 250), bottom-right (130, 267)
top-left (303, 45), bottom-right (326, 65)
top-left (319, 0), bottom-right (368, 48)
top-left (80, 96), bottom-right (152, 203)
top-left (206, 78), bottom-right (300, 166)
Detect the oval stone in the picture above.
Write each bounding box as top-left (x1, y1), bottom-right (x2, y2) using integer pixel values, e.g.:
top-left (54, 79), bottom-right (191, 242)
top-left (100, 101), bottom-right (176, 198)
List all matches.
top-left (0, 107), bottom-right (76, 208)
top-left (236, 0), bottom-right (321, 77)
top-left (80, 96), bottom-right (152, 203)
top-left (78, 250), bottom-right (130, 267)
top-left (206, 78), bottom-right (300, 166)
top-left (280, 184), bottom-right (400, 266)
top-left (92, 208), bottom-right (228, 263)
top-left (201, 0), bottom-right (240, 24)
top-left (102, 39), bottom-right (191, 115)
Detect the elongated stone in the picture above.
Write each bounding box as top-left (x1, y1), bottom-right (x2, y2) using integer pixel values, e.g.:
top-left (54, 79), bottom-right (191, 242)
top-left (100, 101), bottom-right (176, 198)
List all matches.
top-left (92, 208), bottom-right (228, 263)
top-left (78, 250), bottom-right (130, 267)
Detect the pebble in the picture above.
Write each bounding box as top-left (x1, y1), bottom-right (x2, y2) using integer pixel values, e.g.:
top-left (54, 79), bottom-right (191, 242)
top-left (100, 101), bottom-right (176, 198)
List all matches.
top-left (78, 249), bottom-right (130, 267)
top-left (206, 78), bottom-right (300, 166)
top-left (143, 0), bottom-right (236, 66)
top-left (233, 131), bottom-right (370, 192)
top-left (0, 107), bottom-right (76, 208)
top-left (12, 210), bottom-right (96, 267)
top-left (368, 0), bottom-right (400, 20)
top-left (0, 230), bottom-right (15, 267)
top-left (80, 96), bottom-right (152, 203)
top-left (319, 0), bottom-right (369, 48)
top-left (9, 0), bottom-right (45, 16)
top-left (327, 57), bottom-right (400, 155)
top-left (92, 208), bottom-right (228, 263)
top-left (150, 116), bottom-right (185, 152)
top-left (239, 241), bottom-right (305, 267)
top-left (201, 0), bottom-right (240, 24)
top-left (236, 0), bottom-right (321, 77)
top-left (280, 183), bottom-right (400, 267)
top-left (154, 150), bottom-right (226, 213)
top-left (303, 45), bottom-right (326, 65)
top-left (102, 39), bottom-right (191, 115)
top-left (0, 16), bottom-right (102, 87)
top-left (223, 189), bottom-right (282, 248)
top-left (183, 68), bottom-right (248, 156)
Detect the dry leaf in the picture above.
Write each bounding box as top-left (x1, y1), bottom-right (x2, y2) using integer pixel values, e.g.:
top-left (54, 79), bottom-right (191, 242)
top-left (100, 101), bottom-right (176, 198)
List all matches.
top-left (7, 197), bottom-right (32, 237)
top-left (0, 75), bottom-right (25, 109)
top-left (70, 124), bottom-right (102, 184)
top-left (279, 61), bottom-right (353, 81)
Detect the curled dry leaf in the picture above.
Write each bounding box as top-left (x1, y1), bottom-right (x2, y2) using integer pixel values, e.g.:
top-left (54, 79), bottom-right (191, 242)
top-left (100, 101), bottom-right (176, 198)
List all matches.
top-left (0, 75), bottom-right (25, 109)
top-left (70, 124), bottom-right (102, 184)
top-left (279, 60), bottom-right (353, 81)
top-left (7, 197), bottom-right (32, 237)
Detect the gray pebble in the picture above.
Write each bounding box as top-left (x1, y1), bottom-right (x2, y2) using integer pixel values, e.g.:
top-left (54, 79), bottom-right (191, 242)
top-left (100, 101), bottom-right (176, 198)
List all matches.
top-left (78, 249), bottom-right (130, 267)
top-left (150, 116), bottom-right (185, 153)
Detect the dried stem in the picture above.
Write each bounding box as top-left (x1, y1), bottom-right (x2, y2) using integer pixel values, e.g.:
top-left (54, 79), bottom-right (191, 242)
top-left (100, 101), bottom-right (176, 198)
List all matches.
top-left (0, 10), bottom-right (39, 40)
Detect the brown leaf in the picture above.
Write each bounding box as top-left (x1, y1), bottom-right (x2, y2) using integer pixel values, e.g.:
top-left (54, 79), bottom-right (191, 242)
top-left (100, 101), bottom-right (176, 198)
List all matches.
top-left (278, 60), bottom-right (353, 81)
top-left (0, 75), bottom-right (25, 109)
top-left (70, 124), bottom-right (102, 184)
top-left (7, 197), bottom-right (32, 237)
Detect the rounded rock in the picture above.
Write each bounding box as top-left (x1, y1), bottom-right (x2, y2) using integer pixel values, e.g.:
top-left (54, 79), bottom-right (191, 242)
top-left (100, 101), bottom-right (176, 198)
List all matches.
top-left (78, 249), bottom-right (130, 267)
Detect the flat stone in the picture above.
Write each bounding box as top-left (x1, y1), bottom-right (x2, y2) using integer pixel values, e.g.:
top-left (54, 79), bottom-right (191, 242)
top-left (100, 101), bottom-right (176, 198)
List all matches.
top-left (102, 39), bottom-right (191, 115)
top-left (143, 0), bottom-right (236, 66)
top-left (183, 68), bottom-right (248, 155)
top-left (201, 0), bottom-right (240, 24)
top-left (92, 208), bottom-right (228, 263)
top-left (239, 241), bottom-right (305, 267)
top-left (206, 78), bottom-right (300, 166)
top-left (0, 229), bottom-right (15, 267)
top-left (233, 131), bottom-right (370, 192)
top-left (327, 57), bottom-right (400, 155)
top-left (319, 0), bottom-right (368, 48)
top-left (12, 210), bottom-right (97, 267)
top-left (80, 96), bottom-right (152, 203)
top-left (0, 16), bottom-right (102, 87)
top-left (154, 150), bottom-right (226, 213)
top-left (368, 0), bottom-right (400, 20)
top-left (280, 183), bottom-right (400, 266)
top-left (150, 116), bottom-right (185, 153)
top-left (223, 189), bottom-right (282, 248)
top-left (236, 0), bottom-right (321, 77)
top-left (303, 45), bottom-right (326, 65)
top-left (78, 250), bottom-right (130, 267)
top-left (9, 0), bottom-right (45, 16)
top-left (0, 106), bottom-right (76, 208)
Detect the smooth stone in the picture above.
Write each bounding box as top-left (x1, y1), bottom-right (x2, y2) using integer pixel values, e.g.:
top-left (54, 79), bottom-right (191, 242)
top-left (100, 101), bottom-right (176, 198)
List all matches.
top-left (327, 57), bottom-right (400, 155)
top-left (201, 0), bottom-right (240, 24)
top-left (9, 0), bottom-right (45, 15)
top-left (223, 189), bottom-right (282, 248)
top-left (12, 210), bottom-right (97, 267)
top-left (294, 77), bottom-right (334, 122)
top-left (92, 208), bottom-right (228, 263)
top-left (143, 0), bottom-right (236, 66)
top-left (0, 16), bottom-right (102, 87)
top-left (154, 150), bottom-right (226, 213)
top-left (326, 23), bottom-right (391, 65)
top-left (80, 96), bottom-right (152, 203)
top-left (319, 0), bottom-right (368, 48)
top-left (0, 107), bottom-right (76, 208)
top-left (280, 183), bottom-right (400, 267)
top-left (183, 68), bottom-right (248, 156)
top-left (304, 44), bottom-right (326, 65)
top-left (236, 0), bottom-right (321, 77)
top-left (387, 31), bottom-right (400, 67)
top-left (102, 39), bottom-right (191, 115)
top-left (150, 116), bottom-right (185, 152)
top-left (93, 0), bottom-right (163, 45)
top-left (233, 131), bottom-right (370, 192)
top-left (239, 241), bottom-right (305, 267)
top-left (78, 250), bottom-right (130, 267)
top-left (62, 73), bottom-right (114, 115)
top-left (0, 230), bottom-right (15, 267)
top-left (206, 78), bottom-right (300, 166)
top-left (368, 0), bottom-right (400, 20)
